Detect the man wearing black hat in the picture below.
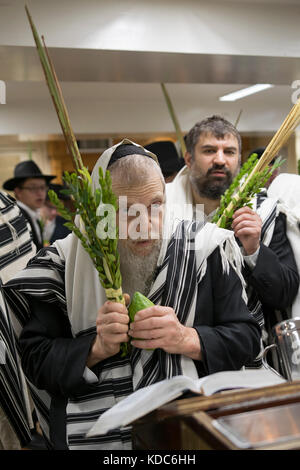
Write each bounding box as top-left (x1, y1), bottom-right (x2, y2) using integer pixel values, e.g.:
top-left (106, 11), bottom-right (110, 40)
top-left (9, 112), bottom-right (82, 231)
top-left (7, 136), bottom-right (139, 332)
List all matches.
top-left (40, 183), bottom-right (72, 245)
top-left (3, 160), bottom-right (55, 251)
top-left (145, 140), bottom-right (185, 182)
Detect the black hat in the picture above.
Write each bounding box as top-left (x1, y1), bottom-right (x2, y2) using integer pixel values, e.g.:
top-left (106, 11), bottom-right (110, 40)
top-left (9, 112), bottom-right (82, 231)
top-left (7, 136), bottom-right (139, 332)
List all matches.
top-left (248, 147), bottom-right (277, 165)
top-left (3, 160), bottom-right (56, 191)
top-left (144, 141), bottom-right (185, 178)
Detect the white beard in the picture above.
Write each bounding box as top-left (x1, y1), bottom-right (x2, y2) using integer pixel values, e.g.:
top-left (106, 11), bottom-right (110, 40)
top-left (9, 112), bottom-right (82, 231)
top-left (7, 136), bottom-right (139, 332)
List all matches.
top-left (118, 239), bottom-right (162, 299)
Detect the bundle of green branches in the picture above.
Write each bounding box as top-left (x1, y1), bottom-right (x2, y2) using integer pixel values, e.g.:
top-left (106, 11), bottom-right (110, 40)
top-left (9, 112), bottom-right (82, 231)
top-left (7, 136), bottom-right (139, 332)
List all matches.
top-left (212, 88), bottom-right (300, 228)
top-left (49, 168), bottom-right (130, 357)
top-left (25, 6), bottom-right (130, 356)
top-left (48, 168), bottom-right (122, 300)
top-left (211, 153), bottom-right (283, 229)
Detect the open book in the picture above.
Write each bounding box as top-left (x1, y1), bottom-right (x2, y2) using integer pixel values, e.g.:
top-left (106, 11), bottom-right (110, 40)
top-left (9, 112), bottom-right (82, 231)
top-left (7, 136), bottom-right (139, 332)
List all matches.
top-left (86, 368), bottom-right (285, 438)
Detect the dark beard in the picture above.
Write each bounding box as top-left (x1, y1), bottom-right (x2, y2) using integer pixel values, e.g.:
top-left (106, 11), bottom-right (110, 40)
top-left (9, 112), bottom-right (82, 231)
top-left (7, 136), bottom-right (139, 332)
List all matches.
top-left (190, 165), bottom-right (234, 200)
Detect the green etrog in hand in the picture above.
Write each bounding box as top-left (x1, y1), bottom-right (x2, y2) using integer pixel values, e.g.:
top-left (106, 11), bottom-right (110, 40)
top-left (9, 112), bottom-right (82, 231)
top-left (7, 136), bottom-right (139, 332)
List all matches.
top-left (128, 292), bottom-right (154, 322)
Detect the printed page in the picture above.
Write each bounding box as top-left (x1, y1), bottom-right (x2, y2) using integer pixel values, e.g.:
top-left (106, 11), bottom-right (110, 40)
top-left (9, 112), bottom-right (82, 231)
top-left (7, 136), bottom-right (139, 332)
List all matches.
top-left (87, 368), bottom-right (286, 437)
top-left (87, 374), bottom-right (205, 437)
top-left (201, 368), bottom-right (286, 396)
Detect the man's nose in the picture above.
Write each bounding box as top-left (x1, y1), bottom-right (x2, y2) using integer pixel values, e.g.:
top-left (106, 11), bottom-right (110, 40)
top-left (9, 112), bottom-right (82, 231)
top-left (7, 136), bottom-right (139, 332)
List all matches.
top-left (213, 149), bottom-right (226, 165)
top-left (141, 212), bottom-right (153, 238)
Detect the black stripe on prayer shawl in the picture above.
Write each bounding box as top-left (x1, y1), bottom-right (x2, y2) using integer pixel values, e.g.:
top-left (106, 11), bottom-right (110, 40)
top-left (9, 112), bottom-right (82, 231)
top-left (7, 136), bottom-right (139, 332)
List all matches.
top-left (147, 267), bottom-right (167, 304)
top-left (162, 221), bottom-right (198, 325)
top-left (0, 240), bottom-right (33, 272)
top-left (132, 220), bottom-right (201, 388)
top-left (0, 215), bottom-right (28, 244)
top-left (67, 428), bottom-right (132, 448)
top-left (69, 375), bottom-right (133, 404)
top-left (0, 192), bottom-right (34, 286)
top-left (0, 192), bottom-right (17, 210)
top-left (256, 191), bottom-right (277, 242)
top-left (0, 302), bottom-right (31, 446)
top-left (243, 194), bottom-right (279, 368)
top-left (261, 205), bottom-right (277, 241)
top-left (4, 290), bottom-right (31, 347)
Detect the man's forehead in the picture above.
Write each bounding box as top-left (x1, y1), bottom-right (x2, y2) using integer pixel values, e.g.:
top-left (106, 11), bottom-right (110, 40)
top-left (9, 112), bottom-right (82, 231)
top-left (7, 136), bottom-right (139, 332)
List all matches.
top-left (112, 178), bottom-right (164, 200)
top-left (23, 177), bottom-right (47, 184)
top-left (197, 131), bottom-right (239, 147)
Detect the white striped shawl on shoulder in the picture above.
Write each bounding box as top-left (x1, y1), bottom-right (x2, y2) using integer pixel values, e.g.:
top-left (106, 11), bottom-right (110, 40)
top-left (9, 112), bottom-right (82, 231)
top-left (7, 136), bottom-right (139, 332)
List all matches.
top-left (0, 191), bottom-right (36, 447)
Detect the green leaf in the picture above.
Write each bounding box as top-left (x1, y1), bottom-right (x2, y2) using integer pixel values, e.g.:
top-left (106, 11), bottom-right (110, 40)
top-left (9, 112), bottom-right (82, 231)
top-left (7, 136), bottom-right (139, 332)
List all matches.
top-left (212, 155), bottom-right (285, 229)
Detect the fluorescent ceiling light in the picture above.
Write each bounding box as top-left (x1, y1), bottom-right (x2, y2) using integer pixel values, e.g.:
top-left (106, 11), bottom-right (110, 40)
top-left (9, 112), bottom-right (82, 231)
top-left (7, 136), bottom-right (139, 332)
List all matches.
top-left (219, 84), bottom-right (273, 102)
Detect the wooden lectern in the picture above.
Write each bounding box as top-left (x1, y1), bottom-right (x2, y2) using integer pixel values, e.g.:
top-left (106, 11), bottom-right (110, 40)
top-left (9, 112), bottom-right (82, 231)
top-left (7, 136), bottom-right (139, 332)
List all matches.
top-left (132, 381), bottom-right (300, 450)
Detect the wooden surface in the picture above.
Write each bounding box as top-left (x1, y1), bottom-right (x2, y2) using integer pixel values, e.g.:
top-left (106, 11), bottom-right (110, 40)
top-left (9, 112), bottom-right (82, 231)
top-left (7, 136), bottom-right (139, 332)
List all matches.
top-left (132, 381), bottom-right (300, 450)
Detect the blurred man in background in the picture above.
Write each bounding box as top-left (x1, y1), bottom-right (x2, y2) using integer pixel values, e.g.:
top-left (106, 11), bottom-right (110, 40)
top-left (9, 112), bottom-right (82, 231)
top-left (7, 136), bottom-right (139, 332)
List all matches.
top-left (3, 160), bottom-right (55, 252)
top-left (145, 140), bottom-right (185, 182)
top-left (40, 183), bottom-right (71, 245)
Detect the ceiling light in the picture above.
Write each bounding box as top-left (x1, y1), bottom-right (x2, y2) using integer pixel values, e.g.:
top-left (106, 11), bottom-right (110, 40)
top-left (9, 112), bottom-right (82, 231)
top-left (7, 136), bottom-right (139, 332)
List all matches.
top-left (219, 84), bottom-right (273, 102)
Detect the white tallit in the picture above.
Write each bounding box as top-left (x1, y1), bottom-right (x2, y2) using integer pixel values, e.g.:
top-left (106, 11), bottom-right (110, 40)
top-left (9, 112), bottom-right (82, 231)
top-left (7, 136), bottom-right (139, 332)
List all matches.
top-left (268, 173), bottom-right (300, 317)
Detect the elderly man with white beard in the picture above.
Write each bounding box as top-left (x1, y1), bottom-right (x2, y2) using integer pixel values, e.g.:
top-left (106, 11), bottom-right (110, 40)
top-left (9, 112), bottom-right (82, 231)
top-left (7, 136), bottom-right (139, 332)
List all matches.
top-left (3, 140), bottom-right (261, 450)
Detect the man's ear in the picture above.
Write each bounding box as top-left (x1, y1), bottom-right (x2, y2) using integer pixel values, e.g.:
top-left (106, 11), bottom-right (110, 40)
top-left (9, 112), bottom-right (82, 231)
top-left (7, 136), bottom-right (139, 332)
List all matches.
top-left (184, 151), bottom-right (193, 169)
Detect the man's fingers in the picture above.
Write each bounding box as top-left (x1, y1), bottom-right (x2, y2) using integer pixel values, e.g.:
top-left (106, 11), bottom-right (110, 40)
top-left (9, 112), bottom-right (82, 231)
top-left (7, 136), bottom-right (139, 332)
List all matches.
top-left (102, 300), bottom-right (128, 315)
top-left (234, 228), bottom-right (261, 238)
top-left (232, 220), bottom-right (261, 231)
top-left (102, 333), bottom-right (130, 345)
top-left (105, 322), bottom-right (129, 334)
top-left (134, 306), bottom-right (171, 321)
top-left (123, 293), bottom-right (131, 306)
top-left (232, 213), bottom-right (260, 223)
top-left (232, 213), bottom-right (261, 226)
top-left (129, 326), bottom-right (163, 339)
top-left (131, 338), bottom-right (161, 349)
top-left (97, 323), bottom-right (128, 336)
top-left (233, 206), bottom-right (256, 217)
top-left (97, 311), bottom-right (129, 326)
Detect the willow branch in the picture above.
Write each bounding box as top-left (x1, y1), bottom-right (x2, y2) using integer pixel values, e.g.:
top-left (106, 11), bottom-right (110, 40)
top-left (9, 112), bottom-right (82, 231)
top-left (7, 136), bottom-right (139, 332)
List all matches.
top-left (161, 83), bottom-right (186, 157)
top-left (217, 99), bottom-right (300, 226)
top-left (25, 5), bottom-right (84, 172)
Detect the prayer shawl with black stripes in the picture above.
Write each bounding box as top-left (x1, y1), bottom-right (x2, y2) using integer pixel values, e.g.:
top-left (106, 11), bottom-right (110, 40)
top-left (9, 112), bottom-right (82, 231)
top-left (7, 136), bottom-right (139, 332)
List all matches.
top-left (0, 192), bottom-right (35, 284)
top-left (2, 141), bottom-right (253, 450)
top-left (165, 168), bottom-right (280, 347)
top-left (268, 174), bottom-right (300, 317)
top-left (0, 289), bottom-right (32, 447)
top-left (4, 218), bottom-right (248, 450)
top-left (0, 191), bottom-right (35, 447)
